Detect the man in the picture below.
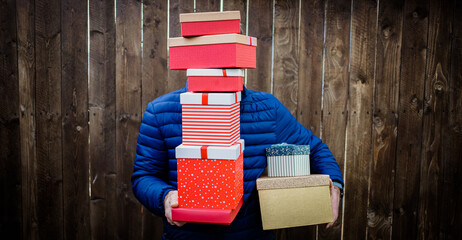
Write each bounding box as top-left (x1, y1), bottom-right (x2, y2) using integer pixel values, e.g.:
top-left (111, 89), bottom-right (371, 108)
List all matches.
top-left (132, 84), bottom-right (343, 240)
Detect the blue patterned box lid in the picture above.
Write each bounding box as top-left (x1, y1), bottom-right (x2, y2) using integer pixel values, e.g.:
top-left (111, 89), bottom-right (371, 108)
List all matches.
top-left (265, 143), bottom-right (310, 156)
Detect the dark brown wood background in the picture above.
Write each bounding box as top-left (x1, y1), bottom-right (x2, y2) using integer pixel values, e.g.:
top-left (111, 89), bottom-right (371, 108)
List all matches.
top-left (1, 0), bottom-right (461, 239)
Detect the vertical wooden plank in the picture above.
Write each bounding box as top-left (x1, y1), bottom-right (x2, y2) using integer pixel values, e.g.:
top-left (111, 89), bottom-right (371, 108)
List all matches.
top-left (141, 0), bottom-right (168, 239)
top-left (272, 0), bottom-right (300, 238)
top-left (167, 0), bottom-right (193, 92)
top-left (443, 1), bottom-right (462, 238)
top-left (89, 0), bottom-right (117, 239)
top-left (61, 0), bottom-right (90, 239)
top-left (247, 0), bottom-right (273, 93)
top-left (116, 0), bottom-right (143, 239)
top-left (368, 0), bottom-right (404, 239)
top-left (298, 0), bottom-right (324, 135)
top-left (17, 0), bottom-right (36, 239)
top-left (318, 0), bottom-right (350, 239)
top-left (291, 0), bottom-right (326, 238)
top-left (443, 1), bottom-right (462, 239)
top-left (392, 0), bottom-right (429, 239)
top-left (223, 0), bottom-right (246, 35)
top-left (0, 0), bottom-right (20, 238)
top-left (343, 0), bottom-right (377, 239)
top-left (195, 0), bottom-right (220, 12)
top-left (272, 0), bottom-right (300, 116)
top-left (142, 0), bottom-right (168, 110)
top-left (34, 0), bottom-right (64, 238)
top-left (418, 0), bottom-right (453, 239)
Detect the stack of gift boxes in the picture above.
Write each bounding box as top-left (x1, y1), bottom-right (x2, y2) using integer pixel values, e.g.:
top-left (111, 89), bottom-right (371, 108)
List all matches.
top-left (168, 11), bottom-right (257, 225)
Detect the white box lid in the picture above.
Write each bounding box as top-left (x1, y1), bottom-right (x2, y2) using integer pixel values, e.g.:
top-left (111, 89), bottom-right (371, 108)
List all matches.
top-left (180, 92), bottom-right (241, 105)
top-left (187, 69), bottom-right (245, 77)
top-left (175, 139), bottom-right (244, 160)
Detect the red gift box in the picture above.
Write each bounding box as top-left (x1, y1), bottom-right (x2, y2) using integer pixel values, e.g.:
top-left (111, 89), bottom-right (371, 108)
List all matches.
top-left (177, 153), bottom-right (244, 209)
top-left (187, 69), bottom-right (244, 92)
top-left (169, 34), bottom-right (257, 70)
top-left (171, 196), bottom-right (243, 225)
top-left (180, 11), bottom-right (241, 37)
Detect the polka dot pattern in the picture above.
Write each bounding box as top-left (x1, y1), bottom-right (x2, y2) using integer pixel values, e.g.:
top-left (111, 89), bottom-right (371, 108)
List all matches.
top-left (177, 153), bottom-right (244, 209)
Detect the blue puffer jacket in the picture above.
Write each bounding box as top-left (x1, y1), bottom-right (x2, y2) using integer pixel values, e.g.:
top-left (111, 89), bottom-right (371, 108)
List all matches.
top-left (132, 85), bottom-right (344, 240)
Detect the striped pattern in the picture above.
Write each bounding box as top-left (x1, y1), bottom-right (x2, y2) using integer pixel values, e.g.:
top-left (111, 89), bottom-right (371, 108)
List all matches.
top-left (182, 102), bottom-right (240, 146)
top-left (267, 155), bottom-right (310, 177)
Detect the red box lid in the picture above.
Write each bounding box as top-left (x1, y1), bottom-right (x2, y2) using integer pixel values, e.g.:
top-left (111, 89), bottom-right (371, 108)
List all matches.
top-left (171, 196), bottom-right (243, 225)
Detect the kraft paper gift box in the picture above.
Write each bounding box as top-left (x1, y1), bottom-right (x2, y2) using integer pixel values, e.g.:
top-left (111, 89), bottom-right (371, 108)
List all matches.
top-left (169, 34), bottom-right (257, 70)
top-left (256, 175), bottom-right (333, 230)
top-left (181, 92), bottom-right (241, 146)
top-left (265, 143), bottom-right (310, 177)
top-left (187, 68), bottom-right (244, 92)
top-left (180, 11), bottom-right (241, 37)
top-left (172, 140), bottom-right (245, 225)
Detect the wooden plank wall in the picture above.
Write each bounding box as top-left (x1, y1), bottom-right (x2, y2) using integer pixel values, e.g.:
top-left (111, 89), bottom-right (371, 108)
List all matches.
top-left (1, 0), bottom-right (462, 239)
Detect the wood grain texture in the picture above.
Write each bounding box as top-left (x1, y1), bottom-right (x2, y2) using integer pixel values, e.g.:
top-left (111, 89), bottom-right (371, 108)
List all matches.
top-left (222, 0), bottom-right (246, 35)
top-left (272, 1), bottom-right (301, 237)
top-left (89, 0), bottom-right (117, 239)
top-left (343, 0), bottom-right (377, 239)
top-left (167, 0), bottom-right (193, 92)
top-left (115, 0), bottom-right (143, 239)
top-left (195, 0), bottom-right (220, 12)
top-left (142, 0), bottom-right (168, 110)
top-left (0, 0), bottom-right (20, 238)
top-left (16, 0), bottom-right (36, 239)
top-left (34, 0), bottom-right (64, 238)
top-left (443, 1), bottom-right (462, 239)
top-left (290, 0), bottom-right (326, 238)
top-left (272, 0), bottom-right (300, 116)
top-left (418, 0), bottom-right (453, 239)
top-left (368, 0), bottom-right (404, 239)
top-left (297, 0), bottom-right (324, 135)
top-left (392, 0), bottom-right (429, 239)
top-left (318, 1), bottom-right (350, 239)
top-left (141, 0), bottom-right (168, 239)
top-left (61, 1), bottom-right (90, 239)
top-left (247, 0), bottom-right (273, 93)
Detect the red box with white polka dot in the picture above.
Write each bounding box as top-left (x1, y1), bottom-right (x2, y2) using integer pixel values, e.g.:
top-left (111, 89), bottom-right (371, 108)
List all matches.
top-left (177, 153), bottom-right (244, 209)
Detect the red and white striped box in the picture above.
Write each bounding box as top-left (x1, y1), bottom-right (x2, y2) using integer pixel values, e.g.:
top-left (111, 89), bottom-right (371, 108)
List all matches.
top-left (187, 68), bottom-right (244, 92)
top-left (169, 34), bottom-right (257, 70)
top-left (180, 11), bottom-right (241, 37)
top-left (176, 140), bottom-right (244, 209)
top-left (181, 92), bottom-right (241, 146)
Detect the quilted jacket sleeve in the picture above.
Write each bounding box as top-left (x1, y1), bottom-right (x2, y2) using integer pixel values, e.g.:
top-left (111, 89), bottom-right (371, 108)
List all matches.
top-left (273, 96), bottom-right (344, 187)
top-left (131, 101), bottom-right (176, 217)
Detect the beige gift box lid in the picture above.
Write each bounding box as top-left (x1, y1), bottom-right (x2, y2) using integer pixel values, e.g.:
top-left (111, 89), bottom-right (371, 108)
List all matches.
top-left (256, 174), bottom-right (330, 190)
top-left (169, 34), bottom-right (257, 47)
top-left (180, 11), bottom-right (241, 23)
